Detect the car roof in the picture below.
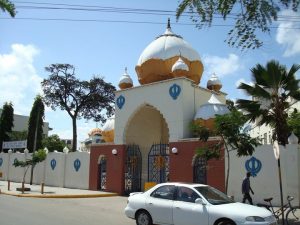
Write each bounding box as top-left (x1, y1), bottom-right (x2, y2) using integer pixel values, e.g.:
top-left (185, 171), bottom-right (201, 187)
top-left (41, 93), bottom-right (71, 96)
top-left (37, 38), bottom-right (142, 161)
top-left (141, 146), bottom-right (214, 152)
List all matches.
top-left (157, 182), bottom-right (208, 188)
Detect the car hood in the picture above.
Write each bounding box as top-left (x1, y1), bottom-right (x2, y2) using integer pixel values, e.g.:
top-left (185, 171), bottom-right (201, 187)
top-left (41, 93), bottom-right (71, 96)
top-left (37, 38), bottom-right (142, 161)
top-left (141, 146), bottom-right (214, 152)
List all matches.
top-left (209, 202), bottom-right (272, 219)
top-left (129, 192), bottom-right (144, 196)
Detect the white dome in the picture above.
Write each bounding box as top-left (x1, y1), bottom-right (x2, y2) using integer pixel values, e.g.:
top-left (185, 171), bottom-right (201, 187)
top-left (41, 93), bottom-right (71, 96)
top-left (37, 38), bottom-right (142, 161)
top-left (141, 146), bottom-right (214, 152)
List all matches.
top-left (172, 57), bottom-right (189, 72)
top-left (194, 94), bottom-right (229, 120)
top-left (137, 24), bottom-right (200, 66)
top-left (118, 67), bottom-right (133, 89)
top-left (102, 116), bottom-right (115, 131)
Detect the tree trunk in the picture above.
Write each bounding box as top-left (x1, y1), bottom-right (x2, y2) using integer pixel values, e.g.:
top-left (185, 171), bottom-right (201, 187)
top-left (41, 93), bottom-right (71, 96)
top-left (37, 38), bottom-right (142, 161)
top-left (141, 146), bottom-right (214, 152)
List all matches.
top-left (225, 147), bottom-right (230, 194)
top-left (72, 117), bottom-right (77, 151)
top-left (222, 136), bottom-right (230, 194)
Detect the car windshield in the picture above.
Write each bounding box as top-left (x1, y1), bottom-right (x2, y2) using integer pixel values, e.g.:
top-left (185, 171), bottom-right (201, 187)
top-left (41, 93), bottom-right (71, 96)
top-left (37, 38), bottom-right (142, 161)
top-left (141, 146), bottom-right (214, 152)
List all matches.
top-left (195, 186), bottom-right (234, 205)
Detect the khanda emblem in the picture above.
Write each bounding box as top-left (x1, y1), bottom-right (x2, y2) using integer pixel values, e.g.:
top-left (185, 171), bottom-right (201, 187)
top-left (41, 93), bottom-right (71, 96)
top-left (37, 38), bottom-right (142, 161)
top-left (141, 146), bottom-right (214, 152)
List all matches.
top-left (245, 156), bottom-right (262, 177)
top-left (50, 159), bottom-right (57, 170)
top-left (74, 159), bottom-right (81, 172)
top-left (117, 95), bottom-right (125, 109)
top-left (169, 84), bottom-right (181, 100)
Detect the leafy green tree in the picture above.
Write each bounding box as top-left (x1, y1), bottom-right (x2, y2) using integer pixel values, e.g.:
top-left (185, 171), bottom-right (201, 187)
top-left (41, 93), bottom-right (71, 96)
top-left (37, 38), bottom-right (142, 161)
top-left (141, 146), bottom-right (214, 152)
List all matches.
top-left (13, 149), bottom-right (47, 188)
top-left (214, 110), bottom-right (260, 193)
top-left (42, 134), bottom-right (65, 152)
top-left (27, 95), bottom-right (45, 153)
top-left (176, 0), bottom-right (299, 50)
top-left (42, 64), bottom-right (116, 151)
top-left (236, 60), bottom-right (300, 224)
top-left (8, 130), bottom-right (28, 141)
top-left (288, 109), bottom-right (300, 143)
top-left (0, 0), bottom-right (16, 17)
top-left (193, 103), bottom-right (260, 193)
top-left (0, 102), bottom-right (14, 152)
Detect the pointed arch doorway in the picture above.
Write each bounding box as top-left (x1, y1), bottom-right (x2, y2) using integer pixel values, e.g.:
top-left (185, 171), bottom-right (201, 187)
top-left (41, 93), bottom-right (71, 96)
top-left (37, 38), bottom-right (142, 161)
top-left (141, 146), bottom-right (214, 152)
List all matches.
top-left (124, 104), bottom-right (169, 189)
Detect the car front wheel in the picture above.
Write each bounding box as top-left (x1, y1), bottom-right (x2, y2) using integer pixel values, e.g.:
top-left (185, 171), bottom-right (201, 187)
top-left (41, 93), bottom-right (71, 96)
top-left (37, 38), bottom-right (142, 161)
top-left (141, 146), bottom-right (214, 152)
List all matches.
top-left (136, 210), bottom-right (153, 225)
top-left (216, 219), bottom-right (235, 225)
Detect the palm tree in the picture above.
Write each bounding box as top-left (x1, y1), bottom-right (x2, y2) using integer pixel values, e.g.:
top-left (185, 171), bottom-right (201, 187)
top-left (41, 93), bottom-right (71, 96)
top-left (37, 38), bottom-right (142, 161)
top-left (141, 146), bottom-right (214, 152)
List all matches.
top-left (236, 60), bottom-right (300, 225)
top-left (0, 0), bottom-right (16, 17)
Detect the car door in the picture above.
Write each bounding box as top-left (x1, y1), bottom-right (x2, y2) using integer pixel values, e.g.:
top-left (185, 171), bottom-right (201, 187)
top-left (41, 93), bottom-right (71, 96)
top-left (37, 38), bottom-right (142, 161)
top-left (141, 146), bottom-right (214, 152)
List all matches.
top-left (145, 185), bottom-right (175, 225)
top-left (173, 186), bottom-right (209, 225)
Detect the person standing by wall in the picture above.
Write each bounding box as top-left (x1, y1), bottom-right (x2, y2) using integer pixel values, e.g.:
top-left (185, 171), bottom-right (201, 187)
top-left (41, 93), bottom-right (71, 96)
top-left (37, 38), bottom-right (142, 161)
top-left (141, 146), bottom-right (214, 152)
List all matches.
top-left (242, 171), bottom-right (254, 204)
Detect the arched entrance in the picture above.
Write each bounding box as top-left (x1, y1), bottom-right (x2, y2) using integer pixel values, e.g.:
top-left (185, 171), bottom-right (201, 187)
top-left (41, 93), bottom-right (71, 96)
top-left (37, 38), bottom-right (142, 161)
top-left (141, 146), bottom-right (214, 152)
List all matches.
top-left (97, 155), bottom-right (107, 190)
top-left (124, 104), bottom-right (169, 189)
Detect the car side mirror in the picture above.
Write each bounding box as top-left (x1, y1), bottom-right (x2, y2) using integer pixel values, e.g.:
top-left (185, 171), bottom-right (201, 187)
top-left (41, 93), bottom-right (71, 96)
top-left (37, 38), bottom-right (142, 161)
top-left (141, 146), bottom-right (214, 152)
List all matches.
top-left (195, 198), bottom-right (206, 205)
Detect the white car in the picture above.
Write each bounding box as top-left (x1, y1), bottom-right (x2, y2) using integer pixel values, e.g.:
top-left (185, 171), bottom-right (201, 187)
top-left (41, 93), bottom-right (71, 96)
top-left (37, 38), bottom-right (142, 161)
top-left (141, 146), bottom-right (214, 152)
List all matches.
top-left (124, 182), bottom-right (277, 225)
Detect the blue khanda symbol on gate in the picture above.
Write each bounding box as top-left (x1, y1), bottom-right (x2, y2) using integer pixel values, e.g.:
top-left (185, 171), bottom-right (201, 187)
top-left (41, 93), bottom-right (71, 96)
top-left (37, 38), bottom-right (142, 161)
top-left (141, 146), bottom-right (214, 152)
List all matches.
top-left (245, 156), bottom-right (262, 177)
top-left (116, 95), bottom-right (125, 109)
top-left (74, 159), bottom-right (81, 172)
top-left (50, 159), bottom-right (56, 170)
top-left (169, 83), bottom-right (181, 100)
top-left (0, 158), bottom-right (3, 167)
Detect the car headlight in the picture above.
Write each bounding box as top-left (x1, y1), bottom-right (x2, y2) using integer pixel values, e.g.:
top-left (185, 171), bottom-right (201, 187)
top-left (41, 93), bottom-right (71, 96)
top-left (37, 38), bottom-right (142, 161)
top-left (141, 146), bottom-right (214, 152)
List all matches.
top-left (246, 216), bottom-right (265, 222)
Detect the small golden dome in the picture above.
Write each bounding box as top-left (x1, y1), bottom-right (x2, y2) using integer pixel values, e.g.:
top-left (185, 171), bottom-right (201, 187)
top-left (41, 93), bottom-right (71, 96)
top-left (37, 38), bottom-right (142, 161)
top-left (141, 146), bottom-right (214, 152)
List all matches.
top-left (118, 67), bottom-right (133, 90)
top-left (194, 94), bottom-right (229, 130)
top-left (89, 128), bottom-right (102, 136)
top-left (207, 73), bottom-right (222, 91)
top-left (102, 116), bottom-right (115, 143)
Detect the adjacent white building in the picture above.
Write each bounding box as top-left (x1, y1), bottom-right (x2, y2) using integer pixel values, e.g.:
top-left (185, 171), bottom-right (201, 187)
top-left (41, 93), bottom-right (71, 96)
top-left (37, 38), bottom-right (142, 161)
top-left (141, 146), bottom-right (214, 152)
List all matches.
top-left (249, 100), bottom-right (300, 144)
top-left (0, 109), bottom-right (51, 138)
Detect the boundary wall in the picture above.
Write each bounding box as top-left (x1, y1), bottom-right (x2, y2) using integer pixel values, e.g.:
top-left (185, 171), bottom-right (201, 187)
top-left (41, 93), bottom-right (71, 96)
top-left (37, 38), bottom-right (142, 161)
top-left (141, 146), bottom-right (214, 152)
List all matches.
top-left (227, 144), bottom-right (300, 206)
top-left (0, 151), bottom-right (90, 190)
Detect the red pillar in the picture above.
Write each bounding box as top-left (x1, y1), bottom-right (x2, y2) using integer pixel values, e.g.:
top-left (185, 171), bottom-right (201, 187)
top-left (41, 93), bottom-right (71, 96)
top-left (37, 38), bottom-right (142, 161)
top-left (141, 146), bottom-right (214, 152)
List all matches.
top-left (169, 140), bottom-right (225, 192)
top-left (89, 144), bottom-right (126, 195)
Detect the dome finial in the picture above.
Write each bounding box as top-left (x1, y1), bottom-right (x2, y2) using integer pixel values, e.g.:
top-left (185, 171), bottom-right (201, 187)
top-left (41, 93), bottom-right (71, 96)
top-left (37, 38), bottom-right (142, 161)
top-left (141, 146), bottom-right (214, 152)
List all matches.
top-left (167, 18), bottom-right (171, 29)
top-left (125, 67), bottom-right (128, 74)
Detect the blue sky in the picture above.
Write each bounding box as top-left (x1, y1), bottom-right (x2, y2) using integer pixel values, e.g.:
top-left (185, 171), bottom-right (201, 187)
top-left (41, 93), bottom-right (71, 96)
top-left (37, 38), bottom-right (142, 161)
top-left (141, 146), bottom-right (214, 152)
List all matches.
top-left (1, 0), bottom-right (299, 147)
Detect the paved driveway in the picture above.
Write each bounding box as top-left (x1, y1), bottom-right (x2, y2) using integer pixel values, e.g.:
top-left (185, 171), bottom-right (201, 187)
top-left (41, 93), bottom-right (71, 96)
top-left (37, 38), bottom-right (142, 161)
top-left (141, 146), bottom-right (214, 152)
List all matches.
top-left (0, 195), bottom-right (133, 225)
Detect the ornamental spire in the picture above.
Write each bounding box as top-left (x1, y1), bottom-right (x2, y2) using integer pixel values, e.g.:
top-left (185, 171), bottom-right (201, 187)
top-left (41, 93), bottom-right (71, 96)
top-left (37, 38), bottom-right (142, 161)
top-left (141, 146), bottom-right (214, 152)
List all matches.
top-left (167, 18), bottom-right (171, 29)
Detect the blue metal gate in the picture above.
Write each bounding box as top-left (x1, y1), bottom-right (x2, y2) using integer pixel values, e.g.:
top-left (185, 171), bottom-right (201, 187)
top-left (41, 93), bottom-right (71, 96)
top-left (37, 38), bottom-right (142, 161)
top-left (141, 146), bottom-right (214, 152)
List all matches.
top-left (98, 157), bottom-right (107, 190)
top-left (125, 144), bottom-right (142, 195)
top-left (193, 156), bottom-right (207, 184)
top-left (148, 143), bottom-right (169, 183)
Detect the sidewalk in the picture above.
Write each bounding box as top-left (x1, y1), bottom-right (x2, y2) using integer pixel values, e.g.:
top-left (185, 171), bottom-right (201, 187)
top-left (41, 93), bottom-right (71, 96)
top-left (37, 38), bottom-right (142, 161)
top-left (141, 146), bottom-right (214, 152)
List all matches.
top-left (0, 180), bottom-right (118, 198)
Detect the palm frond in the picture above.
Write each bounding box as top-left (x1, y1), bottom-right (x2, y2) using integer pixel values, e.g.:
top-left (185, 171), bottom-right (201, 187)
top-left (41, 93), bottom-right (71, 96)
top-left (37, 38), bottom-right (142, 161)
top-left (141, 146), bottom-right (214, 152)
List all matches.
top-left (0, 0), bottom-right (16, 17)
top-left (176, 0), bottom-right (192, 19)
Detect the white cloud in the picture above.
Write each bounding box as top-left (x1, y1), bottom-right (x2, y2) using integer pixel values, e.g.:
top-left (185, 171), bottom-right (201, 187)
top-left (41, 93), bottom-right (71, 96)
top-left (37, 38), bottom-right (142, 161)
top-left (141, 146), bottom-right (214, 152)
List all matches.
top-left (0, 44), bottom-right (42, 114)
top-left (235, 78), bottom-right (254, 88)
top-left (203, 53), bottom-right (243, 77)
top-left (235, 78), bottom-right (246, 88)
top-left (276, 10), bottom-right (300, 57)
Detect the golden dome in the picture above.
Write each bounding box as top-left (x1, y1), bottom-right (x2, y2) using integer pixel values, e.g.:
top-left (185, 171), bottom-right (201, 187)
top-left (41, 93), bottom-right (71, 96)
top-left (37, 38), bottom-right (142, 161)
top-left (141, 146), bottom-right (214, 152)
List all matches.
top-left (89, 128), bottom-right (102, 136)
top-left (135, 19), bottom-right (203, 85)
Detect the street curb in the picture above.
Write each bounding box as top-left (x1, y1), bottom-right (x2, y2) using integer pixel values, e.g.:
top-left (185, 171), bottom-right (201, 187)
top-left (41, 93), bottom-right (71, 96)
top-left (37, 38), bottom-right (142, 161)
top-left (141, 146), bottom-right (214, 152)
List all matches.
top-left (0, 190), bottom-right (118, 198)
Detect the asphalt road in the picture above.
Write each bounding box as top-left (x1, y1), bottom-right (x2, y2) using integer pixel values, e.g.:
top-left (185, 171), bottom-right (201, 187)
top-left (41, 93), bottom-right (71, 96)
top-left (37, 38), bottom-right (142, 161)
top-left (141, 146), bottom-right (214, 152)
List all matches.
top-left (0, 195), bottom-right (134, 225)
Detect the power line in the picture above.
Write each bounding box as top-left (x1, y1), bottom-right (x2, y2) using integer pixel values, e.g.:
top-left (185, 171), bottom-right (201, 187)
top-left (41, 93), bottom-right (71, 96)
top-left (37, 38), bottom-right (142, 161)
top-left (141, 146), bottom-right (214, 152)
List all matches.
top-left (13, 1), bottom-right (300, 22)
top-left (1, 17), bottom-right (300, 29)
